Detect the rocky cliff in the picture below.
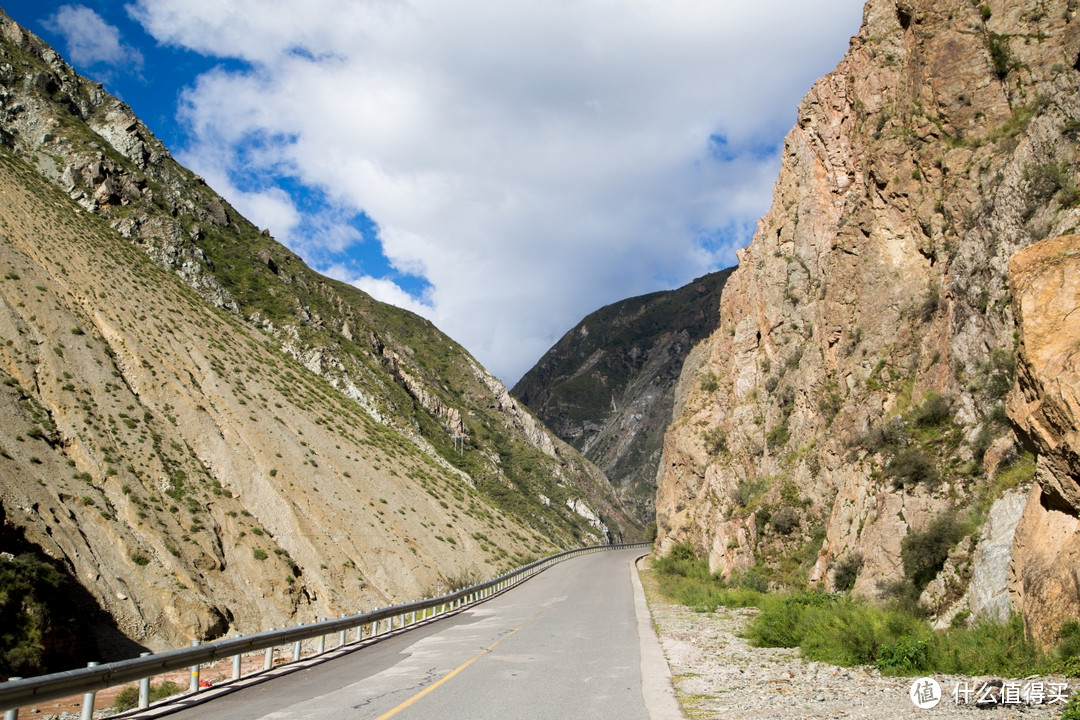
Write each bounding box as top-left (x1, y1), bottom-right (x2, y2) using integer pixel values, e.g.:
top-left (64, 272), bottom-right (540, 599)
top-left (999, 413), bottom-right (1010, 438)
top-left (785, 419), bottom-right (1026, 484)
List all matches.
top-left (514, 271), bottom-right (730, 525)
top-left (656, 0), bottom-right (1080, 642)
top-left (0, 9), bottom-right (633, 677)
top-left (1007, 233), bottom-right (1080, 646)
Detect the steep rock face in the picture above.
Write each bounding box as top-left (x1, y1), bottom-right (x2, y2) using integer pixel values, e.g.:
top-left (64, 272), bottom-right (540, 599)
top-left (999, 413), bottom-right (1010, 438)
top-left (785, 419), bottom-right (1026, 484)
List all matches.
top-left (514, 271), bottom-right (730, 524)
top-left (1007, 234), bottom-right (1080, 646)
top-left (656, 0), bottom-right (1080, 627)
top-left (0, 10), bottom-right (634, 675)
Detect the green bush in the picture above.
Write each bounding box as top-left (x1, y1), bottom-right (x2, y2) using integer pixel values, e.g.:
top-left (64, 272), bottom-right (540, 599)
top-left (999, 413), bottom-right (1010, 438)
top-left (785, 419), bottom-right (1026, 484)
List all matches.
top-left (252, 548), bottom-right (268, 561)
top-left (701, 426), bottom-right (727, 455)
top-left (877, 636), bottom-right (931, 673)
top-left (113, 680), bottom-right (183, 712)
top-left (857, 417), bottom-right (907, 454)
top-left (0, 552), bottom-right (80, 677)
top-left (766, 424), bottom-right (790, 449)
top-left (885, 447), bottom-right (940, 489)
top-left (733, 476), bottom-right (771, 509)
top-left (832, 552), bottom-right (863, 592)
top-left (800, 599), bottom-right (894, 667)
top-left (912, 393), bottom-right (951, 427)
top-left (654, 543), bottom-right (711, 580)
top-left (770, 507), bottom-right (800, 535)
top-left (733, 567), bottom-right (770, 593)
top-left (902, 512), bottom-right (966, 590)
top-left (1057, 620), bottom-right (1080, 672)
top-left (652, 544), bottom-right (762, 611)
top-left (930, 614), bottom-right (1043, 676)
top-left (1061, 692), bottom-right (1080, 720)
top-left (654, 555), bottom-right (1059, 679)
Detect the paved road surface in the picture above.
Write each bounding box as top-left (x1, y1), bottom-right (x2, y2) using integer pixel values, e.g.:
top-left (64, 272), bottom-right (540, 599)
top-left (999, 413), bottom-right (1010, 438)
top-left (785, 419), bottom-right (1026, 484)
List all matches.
top-left (146, 548), bottom-right (675, 720)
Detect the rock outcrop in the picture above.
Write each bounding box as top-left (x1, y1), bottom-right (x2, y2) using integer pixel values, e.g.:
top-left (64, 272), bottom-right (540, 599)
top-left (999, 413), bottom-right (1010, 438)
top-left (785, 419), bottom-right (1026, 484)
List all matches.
top-left (1007, 233), bottom-right (1080, 645)
top-left (514, 271), bottom-right (730, 525)
top-left (655, 0), bottom-right (1080, 638)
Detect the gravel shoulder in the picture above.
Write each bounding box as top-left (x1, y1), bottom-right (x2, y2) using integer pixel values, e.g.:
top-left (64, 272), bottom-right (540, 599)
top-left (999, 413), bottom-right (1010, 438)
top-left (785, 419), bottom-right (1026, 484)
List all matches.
top-left (637, 561), bottom-right (1073, 720)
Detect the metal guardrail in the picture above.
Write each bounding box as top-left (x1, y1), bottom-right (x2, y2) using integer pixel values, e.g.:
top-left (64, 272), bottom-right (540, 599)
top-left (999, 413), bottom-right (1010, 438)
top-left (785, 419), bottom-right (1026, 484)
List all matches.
top-left (0, 542), bottom-right (650, 717)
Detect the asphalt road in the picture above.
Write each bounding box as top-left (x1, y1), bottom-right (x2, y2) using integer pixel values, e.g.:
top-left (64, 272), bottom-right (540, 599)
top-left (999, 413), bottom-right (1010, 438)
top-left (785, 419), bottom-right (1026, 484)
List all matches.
top-left (145, 548), bottom-right (675, 720)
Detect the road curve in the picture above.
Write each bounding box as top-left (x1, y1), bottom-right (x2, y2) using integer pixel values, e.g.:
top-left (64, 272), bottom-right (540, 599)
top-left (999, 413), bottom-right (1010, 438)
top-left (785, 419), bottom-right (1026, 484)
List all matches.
top-left (141, 548), bottom-right (679, 720)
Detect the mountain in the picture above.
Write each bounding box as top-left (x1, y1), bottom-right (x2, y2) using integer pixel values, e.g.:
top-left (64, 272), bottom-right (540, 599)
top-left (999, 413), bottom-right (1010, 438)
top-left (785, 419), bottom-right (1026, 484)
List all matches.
top-left (655, 0), bottom-right (1080, 644)
top-left (0, 8), bottom-right (635, 678)
top-left (513, 270), bottom-right (730, 525)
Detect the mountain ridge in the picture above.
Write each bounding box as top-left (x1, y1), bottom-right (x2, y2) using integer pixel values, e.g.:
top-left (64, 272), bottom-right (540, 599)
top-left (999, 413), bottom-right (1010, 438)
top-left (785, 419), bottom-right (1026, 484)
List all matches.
top-left (513, 269), bottom-right (730, 524)
top-left (0, 6), bottom-right (635, 678)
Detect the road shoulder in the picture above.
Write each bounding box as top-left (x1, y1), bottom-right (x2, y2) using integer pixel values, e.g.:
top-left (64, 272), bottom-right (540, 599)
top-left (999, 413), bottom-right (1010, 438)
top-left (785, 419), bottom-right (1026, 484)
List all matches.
top-left (631, 554), bottom-right (687, 720)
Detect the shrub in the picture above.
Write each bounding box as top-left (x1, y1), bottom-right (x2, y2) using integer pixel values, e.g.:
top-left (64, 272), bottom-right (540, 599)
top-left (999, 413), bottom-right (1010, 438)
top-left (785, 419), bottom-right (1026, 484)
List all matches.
top-left (986, 32), bottom-right (1017, 79)
top-left (766, 424), bottom-right (789, 450)
top-left (734, 567), bottom-right (770, 593)
top-left (1062, 694), bottom-right (1080, 720)
top-left (733, 476), bottom-right (771, 509)
top-left (771, 507), bottom-right (800, 535)
top-left (920, 288), bottom-right (940, 322)
top-left (877, 636), bottom-right (931, 673)
top-left (799, 599), bottom-right (889, 666)
top-left (833, 552), bottom-right (863, 592)
top-left (745, 593), bottom-right (811, 648)
top-left (252, 548), bottom-right (268, 561)
top-left (912, 393), bottom-right (951, 427)
top-left (701, 426), bottom-right (727, 455)
top-left (1057, 620), bottom-right (1080, 673)
top-left (113, 680), bottom-right (182, 712)
top-left (654, 542), bottom-right (710, 580)
top-left (857, 417), bottom-right (907, 454)
top-left (644, 521), bottom-right (657, 543)
top-left (902, 512), bottom-right (966, 590)
top-left (885, 447), bottom-right (940, 489)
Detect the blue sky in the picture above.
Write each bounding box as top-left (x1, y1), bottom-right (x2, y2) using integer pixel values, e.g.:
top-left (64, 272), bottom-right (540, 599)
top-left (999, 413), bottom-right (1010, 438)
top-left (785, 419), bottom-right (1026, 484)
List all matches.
top-left (2, 0), bottom-right (864, 385)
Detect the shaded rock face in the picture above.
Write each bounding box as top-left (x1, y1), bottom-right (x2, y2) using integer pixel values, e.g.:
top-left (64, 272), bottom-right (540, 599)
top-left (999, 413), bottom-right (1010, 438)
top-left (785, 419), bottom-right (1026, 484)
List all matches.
top-left (0, 10), bottom-right (636, 671)
top-left (1007, 234), bottom-right (1080, 646)
top-left (513, 271), bottom-right (730, 525)
top-left (655, 0), bottom-right (1080, 630)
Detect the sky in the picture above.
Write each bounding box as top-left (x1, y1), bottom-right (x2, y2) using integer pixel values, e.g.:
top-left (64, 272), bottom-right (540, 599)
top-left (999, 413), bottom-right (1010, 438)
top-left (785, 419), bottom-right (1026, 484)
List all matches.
top-left (2, 0), bottom-right (865, 386)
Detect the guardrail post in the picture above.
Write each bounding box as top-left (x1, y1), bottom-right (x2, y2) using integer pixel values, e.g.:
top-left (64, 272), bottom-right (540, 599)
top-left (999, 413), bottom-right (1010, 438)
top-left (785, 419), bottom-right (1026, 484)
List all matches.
top-left (292, 640), bottom-right (302, 662)
top-left (5, 677), bottom-right (21, 720)
top-left (264, 630), bottom-right (275, 670)
top-left (318, 618), bottom-right (326, 654)
top-left (232, 653), bottom-right (242, 681)
top-left (80, 662), bottom-right (98, 720)
top-left (189, 641), bottom-right (201, 692)
top-left (138, 652), bottom-right (151, 708)
top-left (339, 614), bottom-right (347, 647)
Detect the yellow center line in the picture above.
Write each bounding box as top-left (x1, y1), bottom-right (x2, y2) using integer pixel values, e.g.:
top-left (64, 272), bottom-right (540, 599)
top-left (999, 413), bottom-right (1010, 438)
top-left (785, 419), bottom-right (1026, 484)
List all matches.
top-left (373, 624), bottom-right (526, 720)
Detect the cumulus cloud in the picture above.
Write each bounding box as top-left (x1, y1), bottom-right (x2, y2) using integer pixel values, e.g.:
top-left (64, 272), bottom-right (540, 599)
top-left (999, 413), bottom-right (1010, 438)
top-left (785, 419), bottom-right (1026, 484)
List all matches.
top-left (127, 0), bottom-right (864, 383)
top-left (44, 5), bottom-right (144, 73)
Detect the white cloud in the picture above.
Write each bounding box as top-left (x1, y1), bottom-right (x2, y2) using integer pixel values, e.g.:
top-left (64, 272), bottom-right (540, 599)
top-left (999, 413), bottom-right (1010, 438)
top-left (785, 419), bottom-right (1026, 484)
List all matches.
top-left (128, 0), bottom-right (865, 383)
top-left (44, 5), bottom-right (144, 72)
top-left (320, 263), bottom-right (435, 320)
